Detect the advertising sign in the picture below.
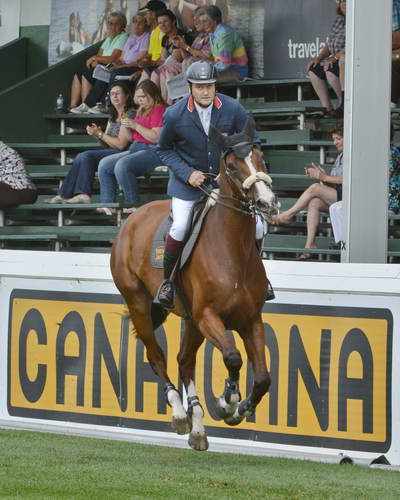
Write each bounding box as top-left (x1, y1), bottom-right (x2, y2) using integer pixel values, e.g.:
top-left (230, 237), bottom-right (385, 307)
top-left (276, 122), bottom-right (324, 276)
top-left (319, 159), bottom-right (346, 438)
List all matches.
top-left (263, 0), bottom-right (337, 78)
top-left (7, 289), bottom-right (393, 453)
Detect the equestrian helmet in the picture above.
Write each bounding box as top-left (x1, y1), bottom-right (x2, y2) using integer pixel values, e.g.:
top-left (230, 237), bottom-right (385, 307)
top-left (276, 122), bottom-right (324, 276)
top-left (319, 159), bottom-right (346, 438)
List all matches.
top-left (186, 61), bottom-right (217, 84)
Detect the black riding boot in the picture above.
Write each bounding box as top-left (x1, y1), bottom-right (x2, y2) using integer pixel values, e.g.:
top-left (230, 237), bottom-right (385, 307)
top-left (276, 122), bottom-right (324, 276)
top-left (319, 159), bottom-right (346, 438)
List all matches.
top-left (155, 251), bottom-right (180, 309)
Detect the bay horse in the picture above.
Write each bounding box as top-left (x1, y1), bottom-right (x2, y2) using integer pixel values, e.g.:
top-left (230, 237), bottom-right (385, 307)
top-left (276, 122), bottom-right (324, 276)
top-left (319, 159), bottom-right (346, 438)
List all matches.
top-left (111, 120), bottom-right (279, 451)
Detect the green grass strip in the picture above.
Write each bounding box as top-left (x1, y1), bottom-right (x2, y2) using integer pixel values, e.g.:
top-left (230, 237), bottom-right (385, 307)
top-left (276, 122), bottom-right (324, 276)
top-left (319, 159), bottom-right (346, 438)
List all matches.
top-left (0, 429), bottom-right (399, 499)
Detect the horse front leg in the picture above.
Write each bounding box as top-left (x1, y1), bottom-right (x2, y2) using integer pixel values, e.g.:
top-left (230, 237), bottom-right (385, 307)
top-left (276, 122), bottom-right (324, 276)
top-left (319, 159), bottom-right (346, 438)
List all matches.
top-left (124, 287), bottom-right (188, 434)
top-left (196, 311), bottom-right (243, 422)
top-left (225, 319), bottom-right (270, 426)
top-left (178, 320), bottom-right (208, 450)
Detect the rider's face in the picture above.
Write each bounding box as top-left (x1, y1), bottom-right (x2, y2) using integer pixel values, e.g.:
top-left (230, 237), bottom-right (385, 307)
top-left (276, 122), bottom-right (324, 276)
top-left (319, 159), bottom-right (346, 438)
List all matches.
top-left (191, 83), bottom-right (216, 108)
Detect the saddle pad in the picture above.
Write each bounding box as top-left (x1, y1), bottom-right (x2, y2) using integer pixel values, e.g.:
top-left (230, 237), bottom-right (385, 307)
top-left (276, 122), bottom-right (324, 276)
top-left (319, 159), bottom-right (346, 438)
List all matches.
top-left (150, 191), bottom-right (218, 269)
top-left (150, 215), bottom-right (172, 268)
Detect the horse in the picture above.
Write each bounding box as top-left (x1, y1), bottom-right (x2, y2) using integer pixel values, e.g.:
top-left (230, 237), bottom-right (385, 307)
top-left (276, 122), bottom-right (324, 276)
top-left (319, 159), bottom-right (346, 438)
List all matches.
top-left (110, 119), bottom-right (279, 451)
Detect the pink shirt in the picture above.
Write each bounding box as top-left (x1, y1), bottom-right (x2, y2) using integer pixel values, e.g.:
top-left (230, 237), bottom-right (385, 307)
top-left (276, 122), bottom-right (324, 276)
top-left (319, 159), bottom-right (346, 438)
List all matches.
top-left (132, 104), bottom-right (166, 144)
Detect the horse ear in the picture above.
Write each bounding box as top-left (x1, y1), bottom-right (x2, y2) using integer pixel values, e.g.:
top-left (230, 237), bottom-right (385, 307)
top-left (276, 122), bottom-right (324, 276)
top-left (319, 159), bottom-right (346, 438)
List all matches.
top-left (209, 126), bottom-right (227, 150)
top-left (243, 114), bottom-right (256, 140)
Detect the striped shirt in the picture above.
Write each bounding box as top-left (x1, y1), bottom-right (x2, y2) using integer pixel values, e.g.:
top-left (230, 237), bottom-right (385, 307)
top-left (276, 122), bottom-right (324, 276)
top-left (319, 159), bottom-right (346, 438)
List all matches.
top-left (209, 23), bottom-right (248, 70)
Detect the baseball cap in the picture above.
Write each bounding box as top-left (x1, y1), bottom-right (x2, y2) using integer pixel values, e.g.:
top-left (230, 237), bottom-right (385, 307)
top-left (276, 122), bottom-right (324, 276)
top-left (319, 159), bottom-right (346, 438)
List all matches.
top-left (138, 1), bottom-right (166, 13)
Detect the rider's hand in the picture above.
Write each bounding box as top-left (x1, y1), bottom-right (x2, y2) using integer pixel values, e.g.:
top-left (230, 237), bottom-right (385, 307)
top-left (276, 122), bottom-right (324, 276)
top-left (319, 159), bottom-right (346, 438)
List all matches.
top-left (188, 170), bottom-right (206, 187)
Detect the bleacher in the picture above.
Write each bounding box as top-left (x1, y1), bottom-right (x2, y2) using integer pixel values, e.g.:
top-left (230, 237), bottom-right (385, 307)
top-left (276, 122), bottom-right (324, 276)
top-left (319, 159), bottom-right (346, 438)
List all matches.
top-left (1, 76), bottom-right (399, 262)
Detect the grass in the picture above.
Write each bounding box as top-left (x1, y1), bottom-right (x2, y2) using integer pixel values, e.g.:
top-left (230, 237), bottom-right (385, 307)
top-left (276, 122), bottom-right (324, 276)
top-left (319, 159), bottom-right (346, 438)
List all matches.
top-left (0, 429), bottom-right (399, 499)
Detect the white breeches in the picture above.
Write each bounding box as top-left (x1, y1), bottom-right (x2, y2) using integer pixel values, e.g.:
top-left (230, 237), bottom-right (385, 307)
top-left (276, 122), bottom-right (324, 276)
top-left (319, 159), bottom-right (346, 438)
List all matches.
top-left (329, 200), bottom-right (343, 243)
top-left (169, 197), bottom-right (266, 242)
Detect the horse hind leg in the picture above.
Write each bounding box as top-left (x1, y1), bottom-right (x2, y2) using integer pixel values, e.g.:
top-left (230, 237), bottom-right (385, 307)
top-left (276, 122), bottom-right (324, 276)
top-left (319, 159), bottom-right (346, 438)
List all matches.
top-left (123, 283), bottom-right (189, 434)
top-left (178, 320), bottom-right (208, 450)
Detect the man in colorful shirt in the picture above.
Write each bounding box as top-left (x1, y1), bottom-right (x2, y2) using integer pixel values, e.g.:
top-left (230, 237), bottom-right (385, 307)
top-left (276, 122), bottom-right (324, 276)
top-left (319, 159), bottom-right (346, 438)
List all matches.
top-left (199, 5), bottom-right (248, 82)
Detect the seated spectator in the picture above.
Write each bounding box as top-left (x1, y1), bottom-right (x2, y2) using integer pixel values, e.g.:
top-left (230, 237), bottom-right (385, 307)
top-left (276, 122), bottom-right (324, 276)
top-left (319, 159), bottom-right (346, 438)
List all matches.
top-left (70, 11), bottom-right (129, 113)
top-left (175, 7), bottom-right (212, 73)
top-left (307, 0), bottom-right (346, 117)
top-left (0, 141), bottom-right (37, 209)
top-left (198, 5), bottom-right (248, 82)
top-left (97, 80), bottom-right (166, 213)
top-left (143, 9), bottom-right (193, 102)
top-left (71, 13), bottom-right (150, 114)
top-left (135, 1), bottom-right (167, 76)
top-left (46, 82), bottom-right (135, 204)
top-left (329, 128), bottom-right (400, 243)
top-left (271, 121), bottom-right (344, 260)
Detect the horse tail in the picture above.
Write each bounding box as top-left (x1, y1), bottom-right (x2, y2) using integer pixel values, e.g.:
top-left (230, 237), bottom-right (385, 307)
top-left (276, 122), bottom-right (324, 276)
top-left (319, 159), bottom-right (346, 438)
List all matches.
top-left (151, 302), bottom-right (169, 330)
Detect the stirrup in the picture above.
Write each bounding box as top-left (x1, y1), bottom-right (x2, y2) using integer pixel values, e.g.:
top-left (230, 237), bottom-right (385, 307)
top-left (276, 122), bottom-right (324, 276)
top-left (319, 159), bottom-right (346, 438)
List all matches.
top-left (154, 279), bottom-right (175, 308)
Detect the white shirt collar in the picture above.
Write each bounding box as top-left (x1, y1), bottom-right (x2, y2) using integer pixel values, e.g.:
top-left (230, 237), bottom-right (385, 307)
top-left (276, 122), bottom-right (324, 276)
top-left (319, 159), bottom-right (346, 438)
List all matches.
top-left (194, 101), bottom-right (213, 135)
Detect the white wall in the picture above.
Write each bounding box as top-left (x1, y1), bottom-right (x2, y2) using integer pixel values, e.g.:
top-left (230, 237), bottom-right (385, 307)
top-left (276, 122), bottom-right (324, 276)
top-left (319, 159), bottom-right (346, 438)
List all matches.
top-left (20, 0), bottom-right (51, 27)
top-left (0, 0), bottom-right (21, 45)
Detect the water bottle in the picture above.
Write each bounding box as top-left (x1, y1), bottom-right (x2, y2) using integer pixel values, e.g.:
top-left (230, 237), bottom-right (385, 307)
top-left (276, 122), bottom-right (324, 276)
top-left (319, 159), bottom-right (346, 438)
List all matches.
top-left (56, 94), bottom-right (64, 112)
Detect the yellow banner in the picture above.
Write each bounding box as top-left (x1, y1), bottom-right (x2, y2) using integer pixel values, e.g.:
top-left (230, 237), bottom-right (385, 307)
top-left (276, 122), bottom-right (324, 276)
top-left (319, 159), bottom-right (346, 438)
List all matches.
top-left (8, 290), bottom-right (392, 452)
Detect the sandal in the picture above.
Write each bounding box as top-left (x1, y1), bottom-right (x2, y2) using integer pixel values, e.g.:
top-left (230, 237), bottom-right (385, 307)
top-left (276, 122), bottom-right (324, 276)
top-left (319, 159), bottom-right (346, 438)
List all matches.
top-left (95, 207), bottom-right (116, 215)
top-left (296, 253), bottom-right (314, 261)
top-left (44, 195), bottom-right (66, 204)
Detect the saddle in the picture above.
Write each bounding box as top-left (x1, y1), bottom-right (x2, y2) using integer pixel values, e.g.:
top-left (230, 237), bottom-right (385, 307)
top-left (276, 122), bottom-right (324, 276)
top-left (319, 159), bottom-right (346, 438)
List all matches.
top-left (150, 191), bottom-right (218, 269)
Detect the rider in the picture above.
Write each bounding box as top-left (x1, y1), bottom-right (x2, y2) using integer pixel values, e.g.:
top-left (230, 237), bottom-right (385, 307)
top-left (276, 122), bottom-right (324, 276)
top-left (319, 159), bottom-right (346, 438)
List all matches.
top-left (156, 60), bottom-right (269, 309)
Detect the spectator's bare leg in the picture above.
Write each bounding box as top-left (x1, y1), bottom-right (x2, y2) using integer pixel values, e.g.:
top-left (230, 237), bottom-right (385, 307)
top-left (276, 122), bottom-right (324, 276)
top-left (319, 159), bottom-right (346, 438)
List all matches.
top-left (305, 198), bottom-right (329, 250)
top-left (137, 70), bottom-right (150, 85)
top-left (70, 74), bottom-right (82, 107)
top-left (159, 72), bottom-right (172, 104)
top-left (81, 75), bottom-right (93, 103)
top-left (326, 71), bottom-right (342, 106)
top-left (309, 72), bottom-right (332, 110)
top-left (273, 184), bottom-right (337, 225)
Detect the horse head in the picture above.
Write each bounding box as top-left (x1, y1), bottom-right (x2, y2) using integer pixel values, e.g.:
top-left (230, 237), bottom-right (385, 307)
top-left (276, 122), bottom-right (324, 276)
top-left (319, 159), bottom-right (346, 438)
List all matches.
top-left (209, 117), bottom-right (280, 221)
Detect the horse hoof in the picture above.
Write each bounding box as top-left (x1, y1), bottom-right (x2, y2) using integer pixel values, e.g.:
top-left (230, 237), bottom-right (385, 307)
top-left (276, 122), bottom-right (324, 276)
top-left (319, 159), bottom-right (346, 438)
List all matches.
top-left (188, 432), bottom-right (209, 451)
top-left (171, 415), bottom-right (191, 435)
top-left (214, 397), bottom-right (238, 419)
top-left (224, 411), bottom-right (244, 426)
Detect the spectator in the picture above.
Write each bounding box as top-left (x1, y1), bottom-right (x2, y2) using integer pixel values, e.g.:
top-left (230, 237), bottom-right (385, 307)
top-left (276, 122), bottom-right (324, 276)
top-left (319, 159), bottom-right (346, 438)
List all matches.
top-left (173, 7), bottom-right (212, 73)
top-left (271, 122), bottom-right (344, 260)
top-left (70, 11), bottom-right (128, 113)
top-left (135, 0), bottom-right (167, 75)
top-left (306, 0), bottom-right (346, 117)
top-left (107, 13), bottom-right (150, 85)
top-left (198, 5), bottom-right (248, 82)
top-left (145, 9), bottom-right (193, 102)
top-left (72, 13), bottom-right (150, 115)
top-left (0, 141), bottom-right (37, 209)
top-left (391, 0), bottom-right (400, 105)
top-left (329, 127), bottom-right (400, 243)
top-left (97, 80), bottom-right (166, 213)
top-left (45, 82), bottom-right (135, 204)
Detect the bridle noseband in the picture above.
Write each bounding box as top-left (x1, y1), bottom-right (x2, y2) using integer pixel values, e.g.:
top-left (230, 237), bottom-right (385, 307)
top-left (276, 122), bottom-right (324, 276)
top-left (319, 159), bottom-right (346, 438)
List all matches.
top-left (198, 144), bottom-right (274, 219)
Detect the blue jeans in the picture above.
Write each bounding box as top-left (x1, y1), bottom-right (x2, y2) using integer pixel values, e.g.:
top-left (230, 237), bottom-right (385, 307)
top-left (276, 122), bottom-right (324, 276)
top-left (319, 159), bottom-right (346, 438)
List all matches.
top-left (98, 142), bottom-right (162, 205)
top-left (59, 149), bottom-right (119, 198)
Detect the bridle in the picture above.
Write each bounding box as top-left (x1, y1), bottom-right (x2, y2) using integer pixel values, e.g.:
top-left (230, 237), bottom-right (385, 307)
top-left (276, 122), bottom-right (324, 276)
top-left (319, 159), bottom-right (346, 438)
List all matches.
top-left (198, 144), bottom-right (274, 219)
